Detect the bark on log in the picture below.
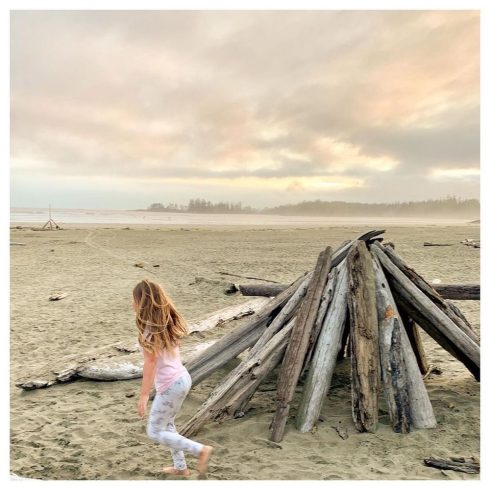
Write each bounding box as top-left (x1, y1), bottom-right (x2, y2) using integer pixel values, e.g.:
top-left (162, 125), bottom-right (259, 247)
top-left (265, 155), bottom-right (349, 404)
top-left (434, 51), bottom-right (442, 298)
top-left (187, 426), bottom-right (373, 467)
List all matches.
top-left (374, 242), bottom-right (478, 342)
top-left (180, 318), bottom-right (295, 438)
top-left (269, 247), bottom-right (334, 442)
top-left (400, 312), bottom-right (430, 376)
top-left (185, 272), bottom-right (310, 386)
top-left (15, 298), bottom-right (268, 390)
top-left (371, 253), bottom-right (437, 429)
top-left (373, 258), bottom-right (411, 433)
top-left (347, 241), bottom-right (380, 433)
top-left (239, 283), bottom-right (480, 301)
top-left (296, 262), bottom-right (349, 432)
top-left (370, 243), bottom-right (480, 380)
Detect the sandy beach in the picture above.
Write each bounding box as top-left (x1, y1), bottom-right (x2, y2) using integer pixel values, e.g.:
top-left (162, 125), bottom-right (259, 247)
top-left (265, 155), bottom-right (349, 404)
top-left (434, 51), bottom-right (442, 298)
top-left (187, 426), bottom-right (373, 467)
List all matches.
top-left (10, 222), bottom-right (480, 480)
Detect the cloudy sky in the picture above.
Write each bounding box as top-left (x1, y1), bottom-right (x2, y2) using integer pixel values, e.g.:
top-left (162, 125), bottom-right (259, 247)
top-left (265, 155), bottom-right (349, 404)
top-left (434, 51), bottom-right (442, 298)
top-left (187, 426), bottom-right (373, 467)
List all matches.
top-left (10, 10), bottom-right (479, 209)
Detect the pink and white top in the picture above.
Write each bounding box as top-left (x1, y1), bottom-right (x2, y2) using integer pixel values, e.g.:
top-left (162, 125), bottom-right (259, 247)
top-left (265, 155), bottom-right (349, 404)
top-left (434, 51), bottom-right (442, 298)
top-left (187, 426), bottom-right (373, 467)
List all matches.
top-left (139, 339), bottom-right (188, 394)
top-left (154, 343), bottom-right (188, 394)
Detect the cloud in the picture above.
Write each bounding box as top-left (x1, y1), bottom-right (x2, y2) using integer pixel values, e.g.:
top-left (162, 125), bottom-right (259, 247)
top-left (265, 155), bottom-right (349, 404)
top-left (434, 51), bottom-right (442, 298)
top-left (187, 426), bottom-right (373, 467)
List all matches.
top-left (10, 10), bottom-right (479, 208)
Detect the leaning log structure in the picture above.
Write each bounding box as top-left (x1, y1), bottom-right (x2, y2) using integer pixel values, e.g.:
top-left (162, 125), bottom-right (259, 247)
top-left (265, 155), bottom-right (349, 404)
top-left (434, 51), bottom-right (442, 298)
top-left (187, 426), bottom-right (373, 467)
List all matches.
top-left (16, 229), bottom-right (479, 445)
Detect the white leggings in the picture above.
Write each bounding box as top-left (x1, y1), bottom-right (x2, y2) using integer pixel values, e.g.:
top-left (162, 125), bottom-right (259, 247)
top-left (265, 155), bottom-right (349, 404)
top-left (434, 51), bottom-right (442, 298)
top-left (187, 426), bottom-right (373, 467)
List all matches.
top-left (146, 370), bottom-right (204, 470)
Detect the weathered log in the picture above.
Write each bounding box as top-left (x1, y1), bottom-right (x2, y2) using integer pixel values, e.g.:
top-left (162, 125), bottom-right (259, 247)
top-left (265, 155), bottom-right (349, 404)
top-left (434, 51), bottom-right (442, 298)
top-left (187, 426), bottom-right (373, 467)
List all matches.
top-left (330, 229), bottom-right (385, 268)
top-left (233, 273), bottom-right (314, 417)
top-left (423, 457), bottom-right (480, 474)
top-left (238, 283), bottom-right (287, 297)
top-left (373, 258), bottom-right (411, 433)
top-left (185, 272), bottom-right (310, 386)
top-left (188, 297), bottom-right (269, 334)
top-left (270, 247), bottom-right (333, 442)
top-left (247, 272), bottom-right (313, 357)
top-left (238, 282), bottom-right (480, 301)
top-left (15, 298), bottom-right (268, 390)
top-left (180, 318), bottom-right (295, 438)
top-left (375, 242), bottom-right (478, 342)
top-left (371, 253), bottom-right (437, 429)
top-left (436, 284), bottom-right (479, 300)
top-left (370, 243), bottom-right (480, 380)
top-left (400, 312), bottom-right (430, 376)
top-left (300, 267), bottom-right (338, 378)
top-left (296, 262), bottom-right (349, 432)
top-left (347, 241), bottom-right (380, 433)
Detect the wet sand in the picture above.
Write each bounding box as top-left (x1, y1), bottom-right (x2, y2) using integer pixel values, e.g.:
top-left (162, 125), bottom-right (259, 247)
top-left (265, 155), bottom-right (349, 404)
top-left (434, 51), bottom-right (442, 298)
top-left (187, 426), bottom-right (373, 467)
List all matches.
top-left (10, 223), bottom-right (480, 480)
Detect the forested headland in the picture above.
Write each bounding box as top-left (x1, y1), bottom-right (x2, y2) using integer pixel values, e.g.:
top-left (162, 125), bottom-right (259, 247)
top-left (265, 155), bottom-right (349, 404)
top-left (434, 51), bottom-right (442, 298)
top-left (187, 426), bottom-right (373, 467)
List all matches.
top-left (141, 196), bottom-right (479, 218)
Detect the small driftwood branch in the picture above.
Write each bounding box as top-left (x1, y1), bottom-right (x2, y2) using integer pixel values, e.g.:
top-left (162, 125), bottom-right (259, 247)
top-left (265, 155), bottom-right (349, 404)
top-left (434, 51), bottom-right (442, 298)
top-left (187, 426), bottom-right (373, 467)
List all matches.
top-left (218, 271), bottom-right (281, 283)
top-left (423, 457), bottom-right (480, 474)
top-left (423, 242), bottom-right (454, 247)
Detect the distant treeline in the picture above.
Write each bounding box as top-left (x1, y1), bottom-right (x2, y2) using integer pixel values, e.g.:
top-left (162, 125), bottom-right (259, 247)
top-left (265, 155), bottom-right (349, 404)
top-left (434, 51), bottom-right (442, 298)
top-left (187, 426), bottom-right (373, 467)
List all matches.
top-left (143, 196), bottom-right (479, 218)
top-left (146, 199), bottom-right (256, 214)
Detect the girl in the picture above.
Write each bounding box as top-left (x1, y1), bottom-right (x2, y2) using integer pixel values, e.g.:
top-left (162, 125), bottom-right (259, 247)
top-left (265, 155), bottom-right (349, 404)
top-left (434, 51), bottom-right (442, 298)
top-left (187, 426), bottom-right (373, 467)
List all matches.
top-left (133, 278), bottom-right (213, 477)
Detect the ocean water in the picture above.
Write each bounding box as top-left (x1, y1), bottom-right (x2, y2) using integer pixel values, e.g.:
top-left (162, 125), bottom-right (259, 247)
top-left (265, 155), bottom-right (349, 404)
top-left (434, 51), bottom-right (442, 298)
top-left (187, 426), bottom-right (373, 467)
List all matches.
top-left (10, 207), bottom-right (473, 226)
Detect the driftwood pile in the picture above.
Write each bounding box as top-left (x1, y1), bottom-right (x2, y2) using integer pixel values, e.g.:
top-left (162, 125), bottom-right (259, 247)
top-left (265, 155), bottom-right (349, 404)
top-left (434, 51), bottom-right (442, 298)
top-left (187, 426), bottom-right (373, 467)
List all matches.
top-left (178, 229), bottom-right (480, 442)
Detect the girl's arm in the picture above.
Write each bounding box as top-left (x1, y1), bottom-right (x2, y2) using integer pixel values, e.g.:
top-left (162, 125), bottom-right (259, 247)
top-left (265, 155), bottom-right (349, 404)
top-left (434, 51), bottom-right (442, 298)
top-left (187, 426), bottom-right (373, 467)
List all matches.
top-left (137, 349), bottom-right (157, 418)
top-left (140, 348), bottom-right (157, 397)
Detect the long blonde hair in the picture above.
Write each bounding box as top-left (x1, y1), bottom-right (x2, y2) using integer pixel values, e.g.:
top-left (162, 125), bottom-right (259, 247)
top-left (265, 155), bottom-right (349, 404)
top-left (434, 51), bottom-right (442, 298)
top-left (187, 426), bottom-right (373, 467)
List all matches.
top-left (133, 279), bottom-right (189, 355)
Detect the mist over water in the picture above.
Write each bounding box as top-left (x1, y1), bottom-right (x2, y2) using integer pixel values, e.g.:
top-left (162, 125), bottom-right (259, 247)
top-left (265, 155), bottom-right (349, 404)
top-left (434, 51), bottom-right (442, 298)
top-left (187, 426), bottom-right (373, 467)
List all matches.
top-left (10, 207), bottom-right (475, 226)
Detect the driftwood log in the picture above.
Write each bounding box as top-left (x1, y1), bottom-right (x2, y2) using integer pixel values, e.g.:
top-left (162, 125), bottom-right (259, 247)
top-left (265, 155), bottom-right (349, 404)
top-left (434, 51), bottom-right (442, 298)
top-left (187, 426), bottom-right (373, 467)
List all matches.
top-left (372, 257), bottom-right (411, 433)
top-left (400, 312), bottom-right (430, 376)
top-left (296, 262), bottom-right (349, 432)
top-left (370, 242), bottom-right (480, 380)
top-left (185, 272), bottom-right (310, 387)
top-left (15, 298), bottom-right (269, 390)
top-left (347, 241), bottom-right (380, 433)
top-left (377, 242), bottom-right (478, 342)
top-left (300, 267), bottom-right (338, 378)
top-left (371, 253), bottom-right (437, 429)
top-left (180, 318), bottom-right (296, 438)
top-left (270, 247), bottom-right (333, 442)
top-left (237, 282), bottom-right (480, 301)
top-left (423, 457), bottom-right (480, 474)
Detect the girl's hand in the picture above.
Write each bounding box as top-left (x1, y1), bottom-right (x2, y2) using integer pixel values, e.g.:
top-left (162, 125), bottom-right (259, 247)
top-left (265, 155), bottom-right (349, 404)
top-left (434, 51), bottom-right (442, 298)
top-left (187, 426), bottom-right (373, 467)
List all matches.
top-left (138, 394), bottom-right (149, 419)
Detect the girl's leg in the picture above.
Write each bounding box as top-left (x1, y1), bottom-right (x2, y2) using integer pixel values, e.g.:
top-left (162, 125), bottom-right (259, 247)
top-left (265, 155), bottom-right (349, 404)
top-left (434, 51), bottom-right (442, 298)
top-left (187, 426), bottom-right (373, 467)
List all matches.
top-left (147, 373), bottom-right (204, 465)
top-left (165, 420), bottom-right (187, 471)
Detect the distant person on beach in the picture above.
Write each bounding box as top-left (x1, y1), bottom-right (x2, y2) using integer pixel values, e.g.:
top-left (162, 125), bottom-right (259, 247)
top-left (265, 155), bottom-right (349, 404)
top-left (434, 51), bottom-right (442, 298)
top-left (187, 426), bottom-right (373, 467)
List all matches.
top-left (133, 279), bottom-right (213, 477)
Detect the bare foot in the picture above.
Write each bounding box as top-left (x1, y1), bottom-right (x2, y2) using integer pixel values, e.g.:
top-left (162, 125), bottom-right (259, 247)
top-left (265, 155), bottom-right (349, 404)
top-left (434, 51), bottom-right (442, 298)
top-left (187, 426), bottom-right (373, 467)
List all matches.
top-left (162, 466), bottom-right (191, 476)
top-left (197, 445), bottom-right (213, 475)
